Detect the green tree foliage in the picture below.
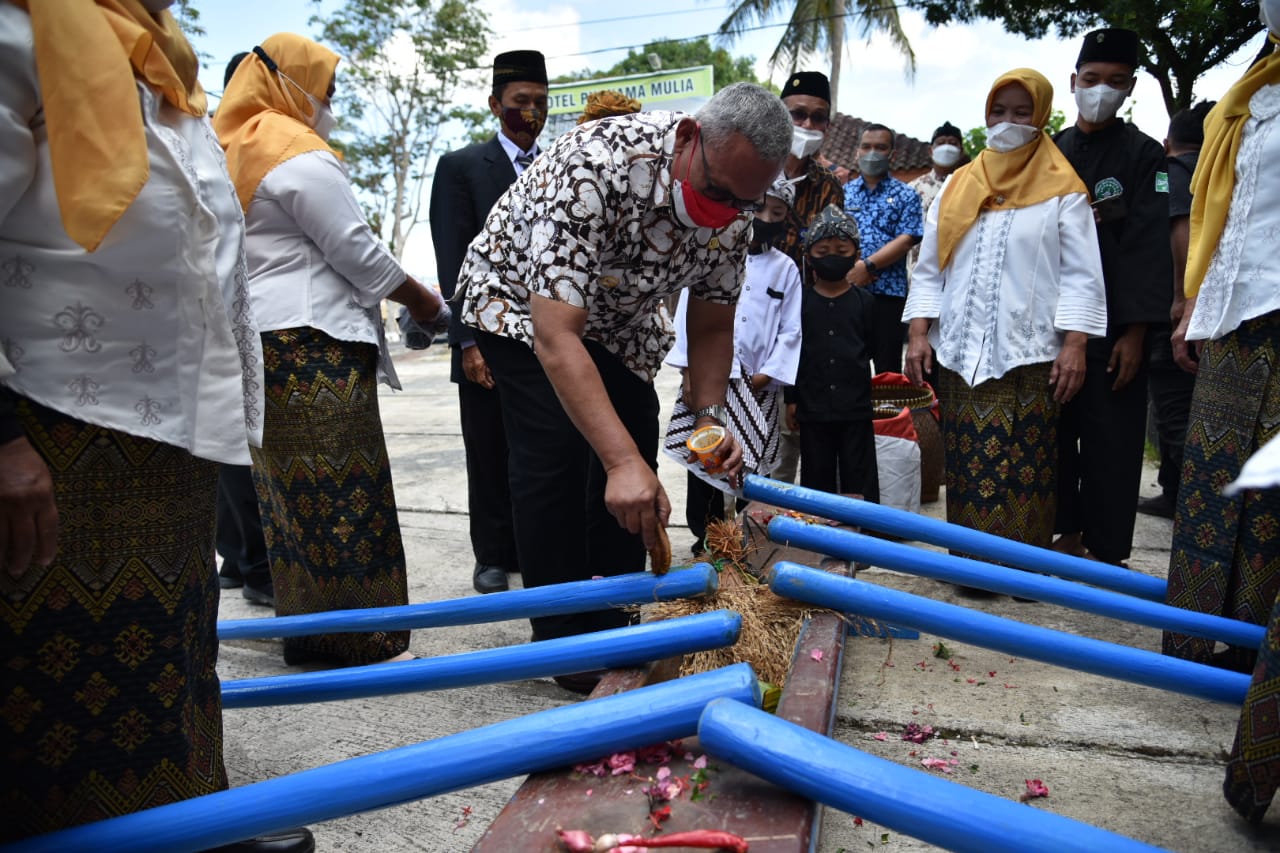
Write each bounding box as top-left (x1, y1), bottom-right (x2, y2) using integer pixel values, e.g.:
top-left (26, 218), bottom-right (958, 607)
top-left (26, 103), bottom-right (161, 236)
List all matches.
top-left (717, 0), bottom-right (916, 111)
top-left (310, 0), bottom-right (488, 259)
top-left (915, 0), bottom-right (1266, 115)
top-left (963, 108), bottom-right (1067, 157)
top-left (553, 37), bottom-right (772, 92)
top-left (172, 0), bottom-right (212, 68)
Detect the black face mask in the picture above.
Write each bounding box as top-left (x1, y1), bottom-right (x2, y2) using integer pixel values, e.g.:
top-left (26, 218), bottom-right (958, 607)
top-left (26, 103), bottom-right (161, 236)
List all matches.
top-left (809, 254), bottom-right (857, 281)
top-left (750, 218), bottom-right (785, 246)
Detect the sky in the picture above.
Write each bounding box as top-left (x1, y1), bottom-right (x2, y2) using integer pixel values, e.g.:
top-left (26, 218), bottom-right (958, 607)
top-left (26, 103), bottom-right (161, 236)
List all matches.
top-left (188, 0), bottom-right (1271, 279)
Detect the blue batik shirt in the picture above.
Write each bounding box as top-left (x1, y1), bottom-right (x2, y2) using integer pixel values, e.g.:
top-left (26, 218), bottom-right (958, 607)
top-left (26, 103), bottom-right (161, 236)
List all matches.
top-left (843, 175), bottom-right (924, 298)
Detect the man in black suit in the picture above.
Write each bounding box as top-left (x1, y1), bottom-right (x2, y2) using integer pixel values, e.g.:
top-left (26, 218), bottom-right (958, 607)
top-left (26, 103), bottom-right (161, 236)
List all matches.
top-left (429, 50), bottom-right (548, 594)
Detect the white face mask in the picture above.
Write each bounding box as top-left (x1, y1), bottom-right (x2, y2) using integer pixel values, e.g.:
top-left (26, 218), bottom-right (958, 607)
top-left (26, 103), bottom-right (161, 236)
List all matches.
top-left (932, 143), bottom-right (962, 168)
top-left (985, 122), bottom-right (1040, 153)
top-left (1263, 0), bottom-right (1280, 34)
top-left (790, 126), bottom-right (824, 160)
top-left (1074, 82), bottom-right (1129, 123)
top-left (279, 72), bottom-right (336, 140)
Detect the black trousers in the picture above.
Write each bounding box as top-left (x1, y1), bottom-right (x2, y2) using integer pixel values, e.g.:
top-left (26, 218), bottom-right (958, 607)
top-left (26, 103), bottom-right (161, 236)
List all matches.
top-left (475, 330), bottom-right (658, 639)
top-left (869, 293), bottom-right (906, 376)
top-left (1055, 338), bottom-right (1150, 562)
top-left (685, 473), bottom-right (747, 553)
top-left (215, 463), bottom-right (271, 589)
top-left (1145, 323), bottom-right (1195, 499)
top-left (798, 418), bottom-right (880, 503)
top-left (457, 376), bottom-right (518, 571)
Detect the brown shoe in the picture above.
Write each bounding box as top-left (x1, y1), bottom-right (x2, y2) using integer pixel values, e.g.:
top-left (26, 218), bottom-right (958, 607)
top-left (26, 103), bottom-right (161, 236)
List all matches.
top-left (552, 670), bottom-right (607, 695)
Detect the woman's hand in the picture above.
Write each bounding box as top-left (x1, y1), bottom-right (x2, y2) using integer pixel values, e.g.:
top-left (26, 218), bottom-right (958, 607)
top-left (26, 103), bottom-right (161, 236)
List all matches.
top-left (903, 319), bottom-right (933, 386)
top-left (1050, 333), bottom-right (1088, 403)
top-left (0, 436), bottom-right (58, 579)
top-left (1171, 296), bottom-right (1201, 374)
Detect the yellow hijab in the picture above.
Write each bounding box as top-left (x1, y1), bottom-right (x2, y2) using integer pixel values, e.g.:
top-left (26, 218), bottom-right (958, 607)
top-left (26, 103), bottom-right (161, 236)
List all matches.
top-left (1185, 36), bottom-right (1280, 298)
top-left (936, 68), bottom-right (1086, 270)
top-left (14, 0), bottom-right (206, 252)
top-left (213, 33), bottom-right (340, 213)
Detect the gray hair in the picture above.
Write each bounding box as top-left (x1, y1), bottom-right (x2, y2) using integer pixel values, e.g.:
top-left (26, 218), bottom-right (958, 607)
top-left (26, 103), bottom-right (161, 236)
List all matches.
top-left (696, 82), bottom-right (793, 163)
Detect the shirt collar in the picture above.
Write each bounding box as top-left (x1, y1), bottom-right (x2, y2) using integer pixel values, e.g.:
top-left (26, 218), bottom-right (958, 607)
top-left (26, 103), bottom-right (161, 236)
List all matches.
top-left (496, 132), bottom-right (537, 169)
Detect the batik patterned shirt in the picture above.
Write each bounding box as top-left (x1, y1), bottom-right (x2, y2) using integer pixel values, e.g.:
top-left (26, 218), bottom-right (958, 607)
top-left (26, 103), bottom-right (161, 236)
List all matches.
top-left (775, 158), bottom-right (845, 270)
top-left (843, 174), bottom-right (924, 298)
top-left (458, 110), bottom-right (751, 382)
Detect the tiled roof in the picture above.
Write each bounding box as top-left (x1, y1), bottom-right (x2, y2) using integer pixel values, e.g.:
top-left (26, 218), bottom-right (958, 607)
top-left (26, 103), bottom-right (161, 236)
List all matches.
top-left (821, 113), bottom-right (934, 176)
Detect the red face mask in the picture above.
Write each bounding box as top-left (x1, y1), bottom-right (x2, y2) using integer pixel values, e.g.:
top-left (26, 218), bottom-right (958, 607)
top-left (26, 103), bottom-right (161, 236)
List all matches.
top-left (673, 127), bottom-right (740, 230)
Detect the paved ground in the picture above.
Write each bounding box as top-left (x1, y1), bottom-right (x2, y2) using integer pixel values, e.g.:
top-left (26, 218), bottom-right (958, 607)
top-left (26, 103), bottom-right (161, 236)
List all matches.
top-left (216, 343), bottom-right (1280, 852)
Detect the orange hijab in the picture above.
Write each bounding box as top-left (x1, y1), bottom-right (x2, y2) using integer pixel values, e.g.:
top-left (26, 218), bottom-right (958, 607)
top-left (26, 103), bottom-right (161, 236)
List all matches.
top-left (213, 33), bottom-right (340, 213)
top-left (1185, 36), bottom-right (1280, 298)
top-left (936, 68), bottom-right (1086, 270)
top-left (13, 0), bottom-right (206, 252)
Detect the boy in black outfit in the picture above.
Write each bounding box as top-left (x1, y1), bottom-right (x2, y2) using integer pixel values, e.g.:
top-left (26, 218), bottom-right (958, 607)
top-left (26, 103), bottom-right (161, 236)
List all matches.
top-left (784, 204), bottom-right (880, 501)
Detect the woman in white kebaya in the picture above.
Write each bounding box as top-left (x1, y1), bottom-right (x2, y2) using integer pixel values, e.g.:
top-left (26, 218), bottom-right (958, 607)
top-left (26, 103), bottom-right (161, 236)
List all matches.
top-left (903, 68), bottom-right (1107, 556)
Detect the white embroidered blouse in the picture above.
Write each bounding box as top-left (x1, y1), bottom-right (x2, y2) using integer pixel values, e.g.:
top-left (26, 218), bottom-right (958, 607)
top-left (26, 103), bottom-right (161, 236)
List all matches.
top-left (904, 187), bottom-right (1109, 388)
top-left (0, 6), bottom-right (262, 464)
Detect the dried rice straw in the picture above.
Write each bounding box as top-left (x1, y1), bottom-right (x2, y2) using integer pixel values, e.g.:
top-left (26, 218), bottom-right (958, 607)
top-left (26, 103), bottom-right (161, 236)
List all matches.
top-left (642, 519), bottom-right (822, 688)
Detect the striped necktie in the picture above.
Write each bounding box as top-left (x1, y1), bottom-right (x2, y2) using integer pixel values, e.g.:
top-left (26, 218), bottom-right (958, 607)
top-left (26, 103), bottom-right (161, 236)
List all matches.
top-left (515, 152), bottom-right (534, 171)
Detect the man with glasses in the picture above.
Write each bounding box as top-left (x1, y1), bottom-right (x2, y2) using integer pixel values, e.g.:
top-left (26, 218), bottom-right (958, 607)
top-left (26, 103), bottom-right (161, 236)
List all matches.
top-left (772, 71), bottom-right (846, 483)
top-left (775, 72), bottom-right (846, 269)
top-left (457, 83), bottom-right (791, 691)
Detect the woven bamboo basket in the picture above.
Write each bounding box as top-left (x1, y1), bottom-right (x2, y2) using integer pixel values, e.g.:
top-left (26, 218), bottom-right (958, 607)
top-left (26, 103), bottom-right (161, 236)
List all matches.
top-left (871, 384), bottom-right (943, 503)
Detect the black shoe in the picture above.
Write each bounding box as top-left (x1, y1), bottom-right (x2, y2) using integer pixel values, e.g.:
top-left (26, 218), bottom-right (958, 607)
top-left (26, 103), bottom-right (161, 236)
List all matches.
top-left (1136, 493), bottom-right (1176, 519)
top-left (219, 561), bottom-right (244, 589)
top-left (552, 670), bottom-right (606, 695)
top-left (242, 583), bottom-right (276, 608)
top-left (473, 563), bottom-right (509, 594)
top-left (219, 574), bottom-right (245, 589)
top-left (203, 828), bottom-right (315, 853)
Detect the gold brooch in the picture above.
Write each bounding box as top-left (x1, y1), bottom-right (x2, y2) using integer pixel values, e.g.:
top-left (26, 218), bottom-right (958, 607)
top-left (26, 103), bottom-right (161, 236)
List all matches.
top-left (708, 237), bottom-right (720, 250)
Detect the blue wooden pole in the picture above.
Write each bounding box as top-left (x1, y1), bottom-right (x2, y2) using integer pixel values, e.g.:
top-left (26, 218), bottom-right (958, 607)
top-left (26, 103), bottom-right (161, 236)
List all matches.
top-left (768, 516), bottom-right (1264, 649)
top-left (223, 610), bottom-right (742, 708)
top-left (218, 563), bottom-right (717, 640)
top-left (744, 475), bottom-right (1165, 601)
top-left (697, 698), bottom-right (1168, 853)
top-left (769, 562), bottom-right (1249, 705)
top-left (5, 665), bottom-right (761, 853)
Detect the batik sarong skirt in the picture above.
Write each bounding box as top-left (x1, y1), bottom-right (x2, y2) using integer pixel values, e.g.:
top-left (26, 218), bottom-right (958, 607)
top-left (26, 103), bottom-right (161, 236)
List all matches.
top-left (251, 327), bottom-right (409, 666)
top-left (938, 363), bottom-right (1059, 549)
top-left (0, 399), bottom-right (226, 840)
top-left (1156, 311), bottom-right (1280, 821)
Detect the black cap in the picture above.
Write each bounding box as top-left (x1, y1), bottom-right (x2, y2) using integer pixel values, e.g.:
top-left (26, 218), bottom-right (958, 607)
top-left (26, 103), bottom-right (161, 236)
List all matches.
top-left (780, 71), bottom-right (831, 104)
top-left (492, 50), bottom-right (547, 87)
top-left (931, 121), bottom-right (962, 143)
top-left (224, 51), bottom-right (249, 88)
top-left (1076, 28), bottom-right (1139, 69)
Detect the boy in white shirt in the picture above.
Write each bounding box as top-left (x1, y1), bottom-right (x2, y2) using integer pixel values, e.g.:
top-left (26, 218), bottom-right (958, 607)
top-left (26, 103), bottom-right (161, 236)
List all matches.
top-left (666, 176), bottom-right (803, 554)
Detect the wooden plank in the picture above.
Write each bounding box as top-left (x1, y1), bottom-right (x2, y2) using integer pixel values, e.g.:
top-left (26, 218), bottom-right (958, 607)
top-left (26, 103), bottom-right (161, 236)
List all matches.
top-left (471, 501), bottom-right (849, 852)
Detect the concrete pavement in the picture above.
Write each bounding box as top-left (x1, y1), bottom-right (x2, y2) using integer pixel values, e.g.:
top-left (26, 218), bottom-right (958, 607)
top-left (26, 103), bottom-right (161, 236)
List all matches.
top-left (215, 343), bottom-right (1280, 852)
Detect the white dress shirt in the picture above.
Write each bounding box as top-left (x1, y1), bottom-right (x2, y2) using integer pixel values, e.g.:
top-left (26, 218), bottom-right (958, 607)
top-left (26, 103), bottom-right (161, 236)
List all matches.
top-left (1187, 83), bottom-right (1280, 342)
top-left (245, 149), bottom-right (408, 388)
top-left (666, 246), bottom-right (803, 388)
top-left (0, 5), bottom-right (262, 464)
top-left (905, 186), bottom-right (1108, 387)
top-left (495, 131), bottom-right (538, 175)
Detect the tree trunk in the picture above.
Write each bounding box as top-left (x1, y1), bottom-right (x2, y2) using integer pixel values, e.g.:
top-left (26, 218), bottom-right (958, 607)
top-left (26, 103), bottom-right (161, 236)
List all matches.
top-left (828, 14), bottom-right (845, 114)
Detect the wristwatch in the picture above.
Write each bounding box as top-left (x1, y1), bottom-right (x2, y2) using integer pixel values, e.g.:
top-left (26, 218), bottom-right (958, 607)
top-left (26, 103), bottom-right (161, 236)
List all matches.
top-left (691, 404), bottom-right (728, 426)
top-left (863, 258), bottom-right (879, 276)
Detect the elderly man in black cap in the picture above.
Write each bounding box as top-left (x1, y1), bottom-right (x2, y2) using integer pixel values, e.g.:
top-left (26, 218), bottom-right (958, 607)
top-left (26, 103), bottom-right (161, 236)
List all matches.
top-left (769, 70), bottom-right (846, 482)
top-left (430, 50), bottom-right (548, 595)
top-left (1051, 28), bottom-right (1171, 567)
top-left (457, 83), bottom-right (791, 692)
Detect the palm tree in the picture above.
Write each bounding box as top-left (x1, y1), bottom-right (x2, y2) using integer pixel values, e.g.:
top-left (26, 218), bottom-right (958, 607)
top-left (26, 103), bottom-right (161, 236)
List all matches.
top-left (717, 0), bottom-right (916, 111)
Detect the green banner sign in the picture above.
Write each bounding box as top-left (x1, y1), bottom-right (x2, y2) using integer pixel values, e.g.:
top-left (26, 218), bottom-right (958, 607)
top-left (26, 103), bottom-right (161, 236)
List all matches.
top-left (547, 65), bottom-right (715, 116)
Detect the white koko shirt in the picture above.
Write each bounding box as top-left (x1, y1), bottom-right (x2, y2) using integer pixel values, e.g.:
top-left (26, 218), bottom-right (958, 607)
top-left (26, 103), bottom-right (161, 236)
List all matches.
top-left (904, 187), bottom-right (1109, 388)
top-left (666, 246), bottom-right (803, 389)
top-left (0, 5), bottom-right (262, 464)
top-left (245, 149), bottom-right (408, 388)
